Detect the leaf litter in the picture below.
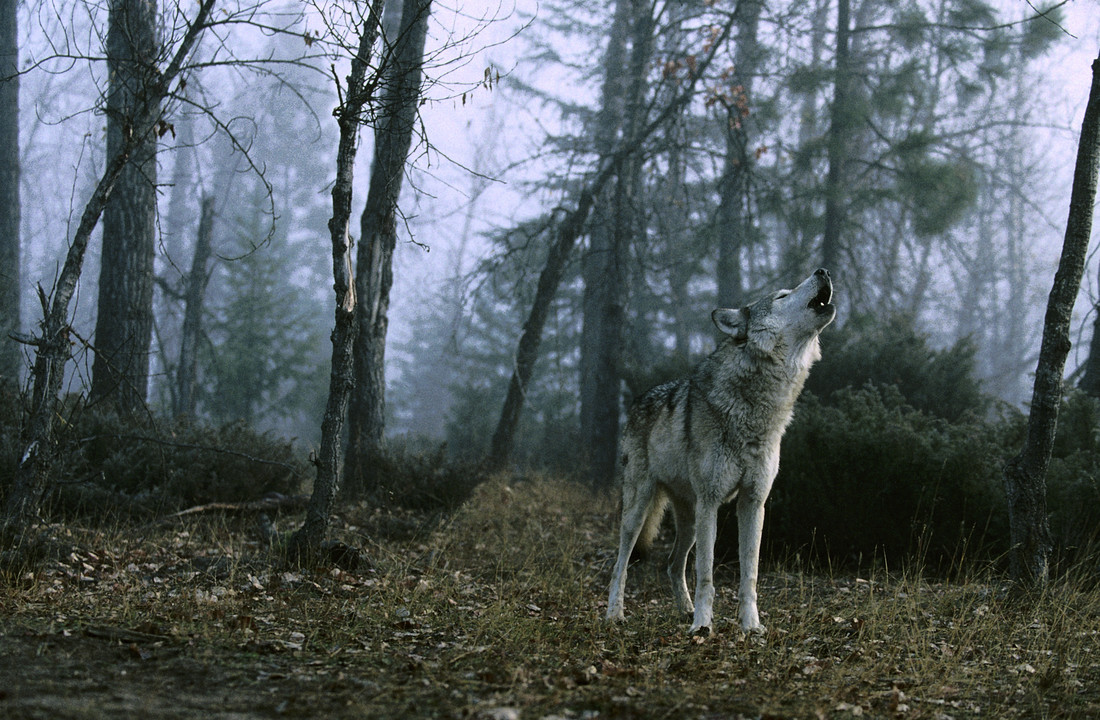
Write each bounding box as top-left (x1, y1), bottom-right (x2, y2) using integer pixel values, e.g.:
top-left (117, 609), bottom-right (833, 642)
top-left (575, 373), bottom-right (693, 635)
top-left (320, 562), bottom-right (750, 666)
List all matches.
top-left (1, 477), bottom-right (1099, 718)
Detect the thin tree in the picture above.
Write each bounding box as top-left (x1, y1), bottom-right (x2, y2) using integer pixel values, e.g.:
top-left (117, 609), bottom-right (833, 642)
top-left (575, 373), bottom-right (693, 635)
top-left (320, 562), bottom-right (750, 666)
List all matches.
top-left (286, 0), bottom-right (385, 560)
top-left (89, 0), bottom-right (160, 414)
top-left (0, 0), bottom-right (19, 385)
top-left (343, 0), bottom-right (431, 497)
top-left (820, 0), bottom-right (851, 274)
top-left (577, 0), bottom-right (633, 485)
top-left (174, 195), bottom-right (215, 418)
top-left (714, 0), bottom-right (763, 309)
top-left (1003, 51), bottom-right (1100, 588)
top-left (3, 0), bottom-right (217, 531)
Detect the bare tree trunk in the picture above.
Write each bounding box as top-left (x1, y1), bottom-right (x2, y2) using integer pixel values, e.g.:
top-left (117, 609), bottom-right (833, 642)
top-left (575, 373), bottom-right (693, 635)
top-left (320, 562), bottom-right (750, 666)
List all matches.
top-left (1004, 53), bottom-right (1100, 589)
top-left (487, 17), bottom-right (737, 471)
top-left (286, 1), bottom-right (384, 561)
top-left (821, 0), bottom-right (851, 273)
top-left (0, 0), bottom-right (20, 385)
top-left (174, 195), bottom-right (215, 418)
top-left (579, 0), bottom-right (631, 485)
top-left (2, 0), bottom-right (216, 531)
top-left (489, 186), bottom-right (600, 471)
top-left (89, 0), bottom-right (160, 415)
top-left (715, 0), bottom-right (763, 309)
top-left (343, 0), bottom-right (431, 498)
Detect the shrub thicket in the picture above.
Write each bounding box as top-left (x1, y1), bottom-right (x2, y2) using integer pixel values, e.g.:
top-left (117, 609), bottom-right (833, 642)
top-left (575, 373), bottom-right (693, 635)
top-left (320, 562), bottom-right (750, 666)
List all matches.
top-left (751, 385), bottom-right (1012, 570)
top-left (345, 445), bottom-right (486, 515)
top-left (1046, 391), bottom-right (1100, 559)
top-left (806, 313), bottom-right (987, 421)
top-left (0, 398), bottom-right (306, 520)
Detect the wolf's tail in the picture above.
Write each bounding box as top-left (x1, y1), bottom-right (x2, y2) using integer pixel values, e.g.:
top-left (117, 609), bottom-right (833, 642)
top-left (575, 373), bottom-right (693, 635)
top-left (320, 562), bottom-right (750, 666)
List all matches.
top-left (631, 488), bottom-right (670, 560)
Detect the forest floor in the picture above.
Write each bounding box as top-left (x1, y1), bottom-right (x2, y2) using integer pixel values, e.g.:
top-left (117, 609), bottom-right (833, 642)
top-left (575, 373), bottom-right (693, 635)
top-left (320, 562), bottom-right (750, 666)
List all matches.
top-left (1, 477), bottom-right (1099, 719)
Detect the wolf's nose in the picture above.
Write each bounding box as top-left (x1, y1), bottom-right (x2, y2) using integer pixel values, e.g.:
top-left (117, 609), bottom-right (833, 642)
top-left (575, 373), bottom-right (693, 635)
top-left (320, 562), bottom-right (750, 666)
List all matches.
top-left (814, 268), bottom-right (830, 278)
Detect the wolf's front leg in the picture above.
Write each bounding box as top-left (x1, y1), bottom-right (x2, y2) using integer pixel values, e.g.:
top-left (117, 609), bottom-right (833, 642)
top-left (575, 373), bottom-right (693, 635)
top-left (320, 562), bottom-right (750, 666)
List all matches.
top-left (736, 492), bottom-right (767, 634)
top-left (689, 503), bottom-right (718, 634)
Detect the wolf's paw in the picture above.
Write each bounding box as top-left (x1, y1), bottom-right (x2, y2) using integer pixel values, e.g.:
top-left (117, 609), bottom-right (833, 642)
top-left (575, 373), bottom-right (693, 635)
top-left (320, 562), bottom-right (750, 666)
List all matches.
top-left (688, 621), bottom-right (713, 637)
top-left (605, 609), bottom-right (626, 623)
top-left (736, 623), bottom-right (767, 644)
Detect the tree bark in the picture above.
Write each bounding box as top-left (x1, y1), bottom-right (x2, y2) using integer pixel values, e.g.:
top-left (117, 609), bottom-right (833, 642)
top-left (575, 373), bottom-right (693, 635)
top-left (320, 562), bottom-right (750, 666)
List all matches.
top-left (1004, 53), bottom-right (1100, 588)
top-left (0, 0), bottom-right (20, 385)
top-left (286, 1), bottom-right (384, 560)
top-left (90, 0), bottom-right (160, 414)
top-left (3, 0), bottom-right (216, 530)
top-left (343, 0), bottom-right (431, 498)
top-left (821, 0), bottom-right (851, 273)
top-left (174, 195), bottom-right (215, 418)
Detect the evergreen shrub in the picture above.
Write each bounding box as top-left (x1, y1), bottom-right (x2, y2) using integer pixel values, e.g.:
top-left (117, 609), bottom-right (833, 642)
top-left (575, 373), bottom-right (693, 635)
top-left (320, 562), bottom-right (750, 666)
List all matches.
top-left (742, 385), bottom-right (1012, 571)
top-left (1045, 391), bottom-right (1100, 560)
top-left (1, 400), bottom-right (306, 519)
top-left (711, 315), bottom-right (1100, 574)
top-left (806, 313), bottom-right (986, 421)
top-left (354, 446), bottom-right (485, 515)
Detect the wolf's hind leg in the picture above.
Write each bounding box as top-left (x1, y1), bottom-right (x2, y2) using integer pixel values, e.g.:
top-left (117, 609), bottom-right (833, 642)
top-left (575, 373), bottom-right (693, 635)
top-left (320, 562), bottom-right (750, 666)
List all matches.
top-left (667, 498), bottom-right (695, 616)
top-left (606, 482), bottom-right (658, 621)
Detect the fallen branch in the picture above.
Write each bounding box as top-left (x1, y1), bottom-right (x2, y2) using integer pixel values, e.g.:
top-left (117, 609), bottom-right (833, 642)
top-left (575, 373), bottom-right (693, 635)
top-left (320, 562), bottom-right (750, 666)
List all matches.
top-left (167, 493), bottom-right (309, 519)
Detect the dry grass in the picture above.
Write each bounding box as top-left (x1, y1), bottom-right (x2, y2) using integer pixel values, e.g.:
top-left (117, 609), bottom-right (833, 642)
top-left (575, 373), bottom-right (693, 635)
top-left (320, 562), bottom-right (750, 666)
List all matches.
top-left (2, 476), bottom-right (1099, 719)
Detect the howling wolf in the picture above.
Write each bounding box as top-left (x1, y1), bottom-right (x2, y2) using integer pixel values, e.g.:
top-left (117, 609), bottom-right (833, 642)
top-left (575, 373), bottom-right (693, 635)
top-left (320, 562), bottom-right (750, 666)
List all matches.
top-left (606, 269), bottom-right (836, 635)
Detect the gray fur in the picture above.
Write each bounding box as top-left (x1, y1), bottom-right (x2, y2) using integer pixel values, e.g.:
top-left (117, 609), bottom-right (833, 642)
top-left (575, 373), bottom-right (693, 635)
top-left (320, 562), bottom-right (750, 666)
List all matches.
top-left (606, 269), bottom-right (836, 635)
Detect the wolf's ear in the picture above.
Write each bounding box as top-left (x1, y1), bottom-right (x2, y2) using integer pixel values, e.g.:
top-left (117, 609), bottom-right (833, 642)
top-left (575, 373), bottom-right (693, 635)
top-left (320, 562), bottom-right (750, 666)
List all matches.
top-left (712, 307), bottom-right (749, 343)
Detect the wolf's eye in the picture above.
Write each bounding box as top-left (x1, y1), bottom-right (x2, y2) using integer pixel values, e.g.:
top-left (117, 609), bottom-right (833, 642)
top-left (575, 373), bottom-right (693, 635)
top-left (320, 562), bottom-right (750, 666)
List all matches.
top-left (775, 291), bottom-right (790, 300)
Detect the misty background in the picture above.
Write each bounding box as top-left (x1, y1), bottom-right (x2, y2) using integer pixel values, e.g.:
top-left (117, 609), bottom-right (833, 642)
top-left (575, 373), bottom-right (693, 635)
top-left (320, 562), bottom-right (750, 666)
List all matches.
top-left (5, 0), bottom-right (1100, 473)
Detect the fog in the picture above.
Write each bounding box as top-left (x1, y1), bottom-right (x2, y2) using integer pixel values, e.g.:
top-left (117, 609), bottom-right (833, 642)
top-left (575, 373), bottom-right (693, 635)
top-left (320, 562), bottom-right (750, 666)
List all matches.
top-left (5, 0), bottom-right (1100, 457)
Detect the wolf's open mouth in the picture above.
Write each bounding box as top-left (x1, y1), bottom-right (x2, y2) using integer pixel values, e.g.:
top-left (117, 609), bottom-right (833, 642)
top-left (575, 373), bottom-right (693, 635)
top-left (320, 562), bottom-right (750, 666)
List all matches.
top-left (808, 283), bottom-right (832, 311)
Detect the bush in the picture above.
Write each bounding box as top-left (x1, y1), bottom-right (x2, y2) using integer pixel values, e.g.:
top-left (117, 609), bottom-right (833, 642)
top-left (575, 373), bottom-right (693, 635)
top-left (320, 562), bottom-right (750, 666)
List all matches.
top-left (806, 313), bottom-right (987, 422)
top-left (346, 445), bottom-right (486, 515)
top-left (718, 385), bottom-right (1013, 572)
top-left (1, 399), bottom-right (307, 520)
top-left (1046, 391), bottom-right (1100, 560)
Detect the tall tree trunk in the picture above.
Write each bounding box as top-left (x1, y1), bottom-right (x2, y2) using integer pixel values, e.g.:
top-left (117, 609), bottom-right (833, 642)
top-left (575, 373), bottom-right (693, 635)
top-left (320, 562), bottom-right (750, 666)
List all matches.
top-left (3, 0), bottom-right (216, 531)
top-left (287, 0), bottom-right (385, 561)
top-left (821, 0), bottom-right (851, 274)
top-left (1004, 53), bottom-right (1100, 589)
top-left (343, 0), bottom-right (431, 498)
top-left (487, 17), bottom-right (737, 471)
top-left (0, 0), bottom-right (20, 385)
top-left (715, 0), bottom-right (763, 309)
top-left (174, 195), bottom-right (214, 418)
top-left (90, 0), bottom-right (160, 414)
top-left (579, 0), bottom-right (633, 486)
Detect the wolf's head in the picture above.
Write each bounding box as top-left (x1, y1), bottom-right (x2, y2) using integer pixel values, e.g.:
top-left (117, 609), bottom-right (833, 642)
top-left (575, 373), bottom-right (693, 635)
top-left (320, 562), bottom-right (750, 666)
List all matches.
top-left (712, 268), bottom-right (836, 369)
